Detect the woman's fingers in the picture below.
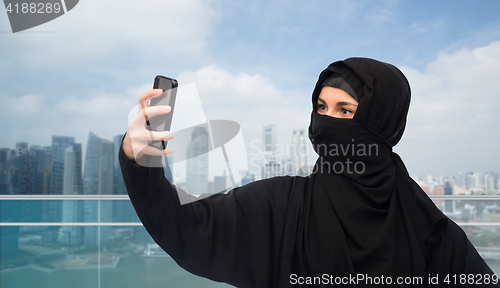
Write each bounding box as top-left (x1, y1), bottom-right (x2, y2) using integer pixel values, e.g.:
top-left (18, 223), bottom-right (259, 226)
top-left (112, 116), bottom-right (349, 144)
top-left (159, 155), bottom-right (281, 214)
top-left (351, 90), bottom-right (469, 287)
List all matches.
top-left (134, 105), bottom-right (171, 126)
top-left (123, 89), bottom-right (177, 163)
top-left (128, 130), bottom-right (174, 158)
top-left (134, 144), bottom-right (173, 157)
top-left (130, 130), bottom-right (175, 143)
top-left (138, 89), bottom-right (166, 122)
top-left (139, 89), bottom-right (163, 108)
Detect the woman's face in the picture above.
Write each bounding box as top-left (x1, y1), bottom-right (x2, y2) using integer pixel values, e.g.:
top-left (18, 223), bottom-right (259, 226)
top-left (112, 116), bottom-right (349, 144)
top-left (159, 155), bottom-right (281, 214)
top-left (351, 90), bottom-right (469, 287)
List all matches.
top-left (317, 86), bottom-right (358, 119)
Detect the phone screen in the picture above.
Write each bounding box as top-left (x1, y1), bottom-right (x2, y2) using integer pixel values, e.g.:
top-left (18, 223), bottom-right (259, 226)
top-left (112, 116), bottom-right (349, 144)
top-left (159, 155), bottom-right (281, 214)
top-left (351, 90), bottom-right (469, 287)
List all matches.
top-left (147, 76), bottom-right (178, 149)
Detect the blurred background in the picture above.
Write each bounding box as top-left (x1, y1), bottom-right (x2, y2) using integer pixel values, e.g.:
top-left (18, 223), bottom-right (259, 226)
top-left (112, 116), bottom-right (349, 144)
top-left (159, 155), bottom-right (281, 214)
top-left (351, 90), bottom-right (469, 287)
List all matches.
top-left (1, 0), bottom-right (500, 287)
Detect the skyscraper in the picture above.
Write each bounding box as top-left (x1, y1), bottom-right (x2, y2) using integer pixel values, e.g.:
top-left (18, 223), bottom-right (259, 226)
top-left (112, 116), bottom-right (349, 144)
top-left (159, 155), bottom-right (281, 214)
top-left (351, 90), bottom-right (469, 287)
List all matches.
top-left (262, 161), bottom-right (282, 179)
top-left (0, 152), bottom-right (23, 195)
top-left (84, 132), bottom-right (100, 196)
top-left (98, 139), bottom-right (114, 241)
top-left (15, 142), bottom-right (28, 156)
top-left (0, 148), bottom-right (22, 257)
top-left (241, 173), bottom-right (255, 186)
top-left (18, 146), bottom-right (46, 225)
top-left (30, 146), bottom-right (48, 195)
top-left (485, 173), bottom-right (497, 191)
top-left (41, 146), bottom-right (52, 195)
top-left (186, 127), bottom-right (209, 195)
top-left (59, 143), bottom-right (84, 245)
top-left (112, 134), bottom-right (137, 223)
top-left (466, 172), bottom-right (483, 191)
top-left (290, 129), bottom-right (307, 176)
top-left (262, 125), bottom-right (277, 161)
top-left (14, 142), bottom-right (30, 196)
top-left (112, 135), bottom-right (126, 195)
top-left (444, 180), bottom-right (455, 213)
top-left (46, 136), bottom-right (75, 223)
top-left (83, 132), bottom-right (114, 244)
top-left (0, 148), bottom-right (12, 163)
top-left (261, 125), bottom-right (277, 179)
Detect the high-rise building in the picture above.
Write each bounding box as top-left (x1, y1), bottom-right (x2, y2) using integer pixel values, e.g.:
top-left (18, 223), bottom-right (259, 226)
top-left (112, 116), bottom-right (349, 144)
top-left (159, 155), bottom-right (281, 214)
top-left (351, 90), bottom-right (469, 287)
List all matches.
top-left (33, 148), bottom-right (47, 194)
top-left (0, 148), bottom-right (11, 163)
top-left (98, 139), bottom-right (114, 240)
top-left (112, 134), bottom-right (127, 196)
top-left (84, 132), bottom-right (101, 196)
top-left (59, 144), bottom-right (84, 245)
top-left (19, 148), bottom-right (47, 225)
top-left (211, 175), bottom-right (227, 194)
top-left (455, 172), bottom-right (466, 188)
top-left (30, 145), bottom-right (41, 151)
top-left (15, 142), bottom-right (28, 156)
top-left (240, 173), bottom-right (255, 186)
top-left (290, 129), bottom-right (307, 175)
top-left (444, 180), bottom-right (455, 213)
top-left (83, 132), bottom-right (114, 244)
top-left (186, 127), bottom-right (209, 195)
top-left (465, 172), bottom-right (485, 191)
top-left (484, 173), bottom-right (496, 191)
top-left (466, 172), bottom-right (477, 190)
top-left (262, 125), bottom-right (277, 160)
top-left (0, 144), bottom-right (46, 224)
top-left (261, 125), bottom-right (277, 179)
top-left (112, 134), bottom-right (137, 223)
top-left (0, 155), bottom-right (22, 195)
top-left (46, 136), bottom-right (75, 223)
top-left (14, 143), bottom-right (30, 196)
top-left (41, 146), bottom-right (52, 195)
top-left (262, 161), bottom-right (282, 179)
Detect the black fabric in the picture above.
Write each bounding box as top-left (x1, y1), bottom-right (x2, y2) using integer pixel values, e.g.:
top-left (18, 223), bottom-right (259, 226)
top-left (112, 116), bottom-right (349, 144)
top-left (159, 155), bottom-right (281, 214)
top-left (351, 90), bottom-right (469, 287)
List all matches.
top-left (321, 73), bottom-right (358, 101)
top-left (311, 58), bottom-right (410, 146)
top-left (120, 57), bottom-right (498, 287)
top-left (119, 142), bottom-right (308, 287)
top-left (422, 220), bottom-right (497, 287)
top-left (298, 58), bottom-right (450, 286)
top-left (120, 144), bottom-right (497, 287)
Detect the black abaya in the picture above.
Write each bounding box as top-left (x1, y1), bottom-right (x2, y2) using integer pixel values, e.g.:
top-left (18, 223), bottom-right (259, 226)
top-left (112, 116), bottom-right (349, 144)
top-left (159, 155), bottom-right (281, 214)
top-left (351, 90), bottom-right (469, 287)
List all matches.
top-left (120, 57), bottom-right (497, 287)
top-left (120, 146), bottom-right (496, 287)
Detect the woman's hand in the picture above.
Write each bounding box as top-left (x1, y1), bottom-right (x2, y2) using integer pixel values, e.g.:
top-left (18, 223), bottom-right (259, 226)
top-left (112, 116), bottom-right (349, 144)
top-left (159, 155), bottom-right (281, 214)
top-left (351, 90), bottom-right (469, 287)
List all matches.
top-left (123, 89), bottom-right (175, 164)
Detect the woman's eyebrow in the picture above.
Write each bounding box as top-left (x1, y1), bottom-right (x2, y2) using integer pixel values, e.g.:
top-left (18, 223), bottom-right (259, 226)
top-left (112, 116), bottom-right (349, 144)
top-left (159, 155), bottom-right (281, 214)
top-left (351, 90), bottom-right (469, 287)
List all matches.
top-left (318, 98), bottom-right (326, 104)
top-left (336, 101), bottom-right (358, 107)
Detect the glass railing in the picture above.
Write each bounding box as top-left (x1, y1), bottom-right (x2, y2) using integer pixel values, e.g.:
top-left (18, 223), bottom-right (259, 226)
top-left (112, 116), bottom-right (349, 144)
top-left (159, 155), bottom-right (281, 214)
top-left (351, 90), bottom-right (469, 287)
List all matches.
top-left (1, 196), bottom-right (499, 288)
top-left (0, 197), bottom-right (231, 288)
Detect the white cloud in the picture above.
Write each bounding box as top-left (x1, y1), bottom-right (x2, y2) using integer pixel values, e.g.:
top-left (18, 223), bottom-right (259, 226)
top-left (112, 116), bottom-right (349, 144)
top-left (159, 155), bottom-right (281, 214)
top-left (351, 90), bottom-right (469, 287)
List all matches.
top-left (177, 65), bottom-right (311, 136)
top-left (8, 37), bottom-right (500, 177)
top-left (3, 94), bottom-right (45, 113)
top-left (0, 65), bottom-right (315, 168)
top-left (0, 84), bottom-right (147, 150)
top-left (397, 40), bottom-right (500, 174)
top-left (2, 0), bottom-right (219, 67)
top-left (177, 65), bottom-right (316, 165)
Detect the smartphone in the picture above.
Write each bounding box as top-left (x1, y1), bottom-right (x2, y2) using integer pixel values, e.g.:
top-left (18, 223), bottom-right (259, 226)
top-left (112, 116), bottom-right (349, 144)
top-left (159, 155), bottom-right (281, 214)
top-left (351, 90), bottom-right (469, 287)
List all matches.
top-left (147, 76), bottom-right (178, 149)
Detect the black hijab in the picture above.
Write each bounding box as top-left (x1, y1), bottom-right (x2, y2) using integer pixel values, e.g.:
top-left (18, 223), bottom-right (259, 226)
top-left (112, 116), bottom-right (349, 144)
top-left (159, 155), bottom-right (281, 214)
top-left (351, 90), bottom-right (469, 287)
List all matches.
top-left (297, 58), bottom-right (448, 286)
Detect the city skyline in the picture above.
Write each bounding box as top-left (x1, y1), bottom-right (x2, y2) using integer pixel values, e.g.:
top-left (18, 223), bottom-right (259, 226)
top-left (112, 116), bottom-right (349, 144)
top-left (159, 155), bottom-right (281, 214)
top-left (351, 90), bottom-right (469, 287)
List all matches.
top-left (2, 128), bottom-right (500, 185)
top-left (2, 2), bottom-right (500, 177)
top-left (2, 1), bottom-right (500, 287)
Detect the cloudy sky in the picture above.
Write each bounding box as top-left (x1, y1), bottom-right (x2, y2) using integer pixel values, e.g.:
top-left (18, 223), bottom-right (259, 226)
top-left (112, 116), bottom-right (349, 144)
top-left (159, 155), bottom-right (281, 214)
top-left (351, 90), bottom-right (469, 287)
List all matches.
top-left (1, 0), bottom-right (500, 177)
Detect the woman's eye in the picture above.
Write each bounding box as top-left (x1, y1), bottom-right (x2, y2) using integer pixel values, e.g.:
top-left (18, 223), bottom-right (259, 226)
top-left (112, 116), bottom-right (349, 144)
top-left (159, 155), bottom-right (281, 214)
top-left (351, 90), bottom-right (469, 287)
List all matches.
top-left (340, 108), bottom-right (353, 115)
top-left (318, 104), bottom-right (327, 111)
